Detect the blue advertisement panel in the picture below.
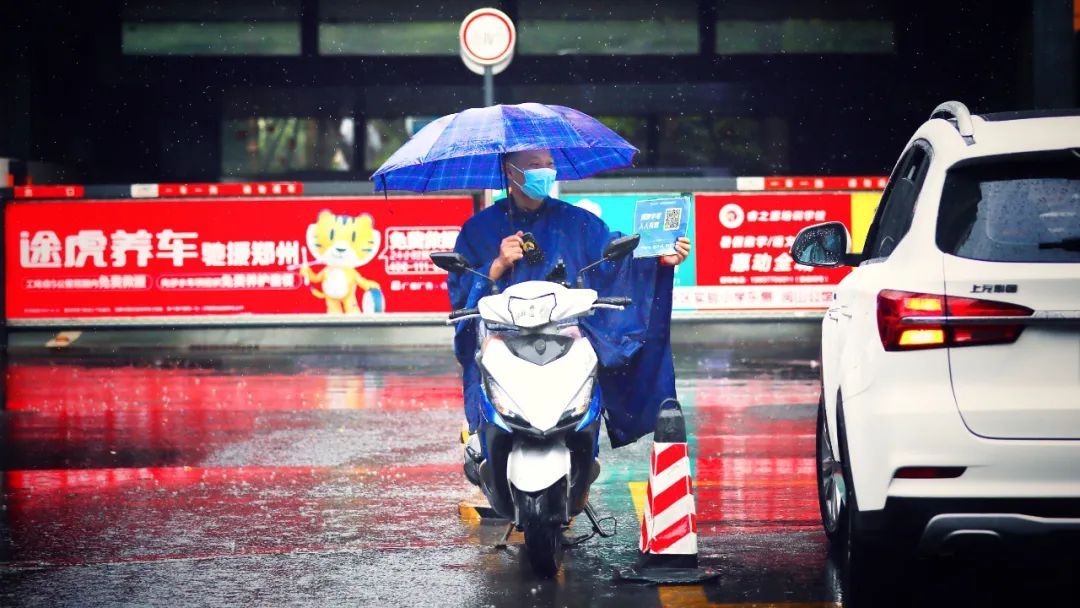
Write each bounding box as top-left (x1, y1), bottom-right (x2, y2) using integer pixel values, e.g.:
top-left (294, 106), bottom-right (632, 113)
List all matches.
top-left (633, 196), bottom-right (691, 258)
top-left (562, 193), bottom-right (697, 310)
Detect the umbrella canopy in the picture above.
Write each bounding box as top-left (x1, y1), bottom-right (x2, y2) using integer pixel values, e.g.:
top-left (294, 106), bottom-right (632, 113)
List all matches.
top-left (370, 103), bottom-right (638, 192)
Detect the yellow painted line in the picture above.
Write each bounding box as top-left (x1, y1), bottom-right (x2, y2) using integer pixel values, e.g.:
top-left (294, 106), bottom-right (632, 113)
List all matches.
top-left (660, 598), bottom-right (839, 608)
top-left (629, 481), bottom-right (647, 523)
top-left (458, 488), bottom-right (496, 524)
top-left (701, 604), bottom-right (839, 608)
top-left (458, 502), bottom-right (482, 524)
top-left (658, 585), bottom-right (710, 606)
top-left (659, 587), bottom-right (838, 608)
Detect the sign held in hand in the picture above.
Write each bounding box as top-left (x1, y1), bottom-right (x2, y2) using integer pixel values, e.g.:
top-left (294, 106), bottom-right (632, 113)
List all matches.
top-left (633, 195), bottom-right (691, 258)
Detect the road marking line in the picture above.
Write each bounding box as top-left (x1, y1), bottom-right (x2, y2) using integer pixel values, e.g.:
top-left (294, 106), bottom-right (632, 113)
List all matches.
top-left (459, 502), bottom-right (483, 524)
top-left (658, 586), bottom-right (838, 608)
top-left (459, 488), bottom-right (502, 523)
top-left (630, 481), bottom-right (647, 522)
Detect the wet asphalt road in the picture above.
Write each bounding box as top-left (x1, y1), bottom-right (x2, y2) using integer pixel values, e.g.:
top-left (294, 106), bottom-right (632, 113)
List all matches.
top-left (1, 339), bottom-right (1078, 607)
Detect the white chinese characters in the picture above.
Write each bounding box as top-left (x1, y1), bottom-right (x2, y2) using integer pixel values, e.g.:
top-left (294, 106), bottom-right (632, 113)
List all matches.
top-left (111, 230), bottom-right (154, 267)
top-left (19, 231), bottom-right (62, 268)
top-left (381, 227), bottom-right (461, 275)
top-left (64, 230), bottom-right (108, 268)
top-left (18, 229), bottom-right (303, 270)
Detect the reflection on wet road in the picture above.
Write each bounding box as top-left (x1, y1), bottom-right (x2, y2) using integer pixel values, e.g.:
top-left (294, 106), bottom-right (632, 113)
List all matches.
top-left (1, 344), bottom-right (1076, 607)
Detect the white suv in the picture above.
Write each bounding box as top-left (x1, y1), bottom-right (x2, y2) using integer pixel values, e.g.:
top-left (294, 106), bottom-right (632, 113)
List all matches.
top-left (790, 102), bottom-right (1080, 573)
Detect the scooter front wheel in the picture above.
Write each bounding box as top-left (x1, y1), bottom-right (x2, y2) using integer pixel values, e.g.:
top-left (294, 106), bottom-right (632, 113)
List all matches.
top-left (523, 523), bottom-right (562, 578)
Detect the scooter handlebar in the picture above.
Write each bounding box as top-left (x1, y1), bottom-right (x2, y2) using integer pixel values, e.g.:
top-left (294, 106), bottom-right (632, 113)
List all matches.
top-left (448, 307), bottom-right (479, 320)
top-left (446, 296), bottom-right (630, 324)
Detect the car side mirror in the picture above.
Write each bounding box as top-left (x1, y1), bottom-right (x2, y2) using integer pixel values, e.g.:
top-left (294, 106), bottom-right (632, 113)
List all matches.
top-left (430, 251), bottom-right (471, 273)
top-left (790, 222), bottom-right (854, 268)
top-left (603, 234), bottom-right (640, 261)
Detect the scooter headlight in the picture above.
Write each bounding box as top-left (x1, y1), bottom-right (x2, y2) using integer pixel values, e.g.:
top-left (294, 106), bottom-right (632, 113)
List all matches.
top-left (486, 379), bottom-right (524, 420)
top-left (562, 377), bottom-right (595, 418)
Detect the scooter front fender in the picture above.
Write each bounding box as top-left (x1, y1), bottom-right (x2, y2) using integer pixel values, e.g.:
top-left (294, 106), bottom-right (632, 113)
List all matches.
top-left (507, 441), bottom-right (571, 493)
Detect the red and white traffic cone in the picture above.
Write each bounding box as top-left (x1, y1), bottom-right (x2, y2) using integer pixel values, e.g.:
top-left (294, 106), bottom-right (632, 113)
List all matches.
top-left (617, 399), bottom-right (718, 584)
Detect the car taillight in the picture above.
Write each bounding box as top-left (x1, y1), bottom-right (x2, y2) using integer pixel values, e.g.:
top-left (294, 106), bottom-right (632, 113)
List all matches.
top-left (877, 290), bottom-right (1033, 351)
top-left (946, 296), bottom-right (1033, 345)
top-left (877, 291), bottom-right (947, 350)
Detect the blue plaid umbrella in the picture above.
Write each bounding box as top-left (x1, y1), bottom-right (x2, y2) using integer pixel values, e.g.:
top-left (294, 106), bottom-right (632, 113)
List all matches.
top-left (370, 103), bottom-right (638, 192)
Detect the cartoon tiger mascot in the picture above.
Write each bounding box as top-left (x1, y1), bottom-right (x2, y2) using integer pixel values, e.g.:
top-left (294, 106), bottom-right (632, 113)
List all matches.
top-left (300, 210), bottom-right (385, 314)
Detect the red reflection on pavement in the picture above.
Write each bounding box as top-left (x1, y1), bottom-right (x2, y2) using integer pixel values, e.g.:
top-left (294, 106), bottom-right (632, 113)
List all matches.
top-left (3, 361), bottom-right (468, 566)
top-left (7, 365), bottom-right (461, 413)
top-left (6, 465), bottom-right (309, 492)
top-left (689, 378), bottom-right (820, 533)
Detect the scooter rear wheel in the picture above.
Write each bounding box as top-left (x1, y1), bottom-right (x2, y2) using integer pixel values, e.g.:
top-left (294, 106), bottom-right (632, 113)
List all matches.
top-left (524, 523), bottom-right (562, 578)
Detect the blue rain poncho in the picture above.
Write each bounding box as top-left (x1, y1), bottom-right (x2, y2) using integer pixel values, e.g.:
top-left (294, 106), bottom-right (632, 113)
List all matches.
top-left (449, 197), bottom-right (676, 448)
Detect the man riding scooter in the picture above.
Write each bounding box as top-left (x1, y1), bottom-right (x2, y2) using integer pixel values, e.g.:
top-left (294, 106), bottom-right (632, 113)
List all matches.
top-left (449, 148), bottom-right (691, 475)
top-left (371, 103), bottom-right (689, 576)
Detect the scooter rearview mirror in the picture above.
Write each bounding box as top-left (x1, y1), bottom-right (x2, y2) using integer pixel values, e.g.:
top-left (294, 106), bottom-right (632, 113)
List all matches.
top-left (430, 251), bottom-right (500, 294)
top-left (576, 234), bottom-right (642, 287)
top-left (603, 234), bottom-right (640, 261)
top-left (430, 251), bottom-right (470, 273)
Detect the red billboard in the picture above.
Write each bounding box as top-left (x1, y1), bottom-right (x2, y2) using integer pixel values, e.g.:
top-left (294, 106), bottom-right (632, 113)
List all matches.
top-left (684, 193), bottom-right (853, 310)
top-left (4, 196), bottom-right (472, 322)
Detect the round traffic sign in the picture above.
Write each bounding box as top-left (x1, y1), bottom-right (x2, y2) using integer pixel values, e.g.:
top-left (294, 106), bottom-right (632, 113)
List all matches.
top-left (459, 8), bottom-right (515, 66)
top-left (460, 45), bottom-right (512, 76)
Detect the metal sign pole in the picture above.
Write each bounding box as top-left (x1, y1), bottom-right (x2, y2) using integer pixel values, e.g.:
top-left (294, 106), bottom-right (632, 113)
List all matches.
top-left (483, 65), bottom-right (494, 107)
top-left (483, 65), bottom-right (495, 207)
top-left (461, 8), bottom-right (514, 208)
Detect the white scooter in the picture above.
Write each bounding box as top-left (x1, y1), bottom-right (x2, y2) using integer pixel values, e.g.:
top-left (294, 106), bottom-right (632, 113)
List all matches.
top-left (430, 234), bottom-right (639, 577)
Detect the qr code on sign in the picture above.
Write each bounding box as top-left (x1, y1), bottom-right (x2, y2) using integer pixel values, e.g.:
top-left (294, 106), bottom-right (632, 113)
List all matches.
top-left (663, 207), bottom-right (682, 231)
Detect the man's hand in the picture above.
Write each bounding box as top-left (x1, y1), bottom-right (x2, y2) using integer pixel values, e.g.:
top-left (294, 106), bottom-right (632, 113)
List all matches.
top-left (660, 237), bottom-right (692, 266)
top-left (490, 231), bottom-right (525, 280)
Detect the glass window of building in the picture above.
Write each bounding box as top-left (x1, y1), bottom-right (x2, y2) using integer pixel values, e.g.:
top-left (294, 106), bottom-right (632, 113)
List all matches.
top-left (714, 0), bottom-right (895, 54)
top-left (655, 115), bottom-right (788, 174)
top-left (122, 0), bottom-right (301, 56)
top-left (587, 114), bottom-right (787, 174)
top-left (366, 117), bottom-right (442, 172)
top-left (595, 117), bottom-right (651, 166)
top-left (222, 117), bottom-right (354, 176)
top-left (319, 0), bottom-right (475, 55)
top-left (518, 0), bottom-right (698, 55)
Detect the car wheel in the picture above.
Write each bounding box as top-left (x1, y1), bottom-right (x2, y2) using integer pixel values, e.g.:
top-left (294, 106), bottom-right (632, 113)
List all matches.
top-left (835, 401), bottom-right (903, 604)
top-left (816, 391), bottom-right (846, 542)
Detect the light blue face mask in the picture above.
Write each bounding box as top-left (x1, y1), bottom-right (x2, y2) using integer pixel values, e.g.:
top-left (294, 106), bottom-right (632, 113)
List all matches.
top-left (509, 162), bottom-right (557, 201)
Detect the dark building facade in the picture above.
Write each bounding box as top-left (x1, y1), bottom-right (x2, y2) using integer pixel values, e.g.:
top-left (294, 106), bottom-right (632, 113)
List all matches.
top-left (1, 0), bottom-right (1077, 184)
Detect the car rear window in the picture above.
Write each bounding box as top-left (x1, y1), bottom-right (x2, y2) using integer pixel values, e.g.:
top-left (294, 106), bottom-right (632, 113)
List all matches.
top-left (937, 150), bottom-right (1080, 263)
